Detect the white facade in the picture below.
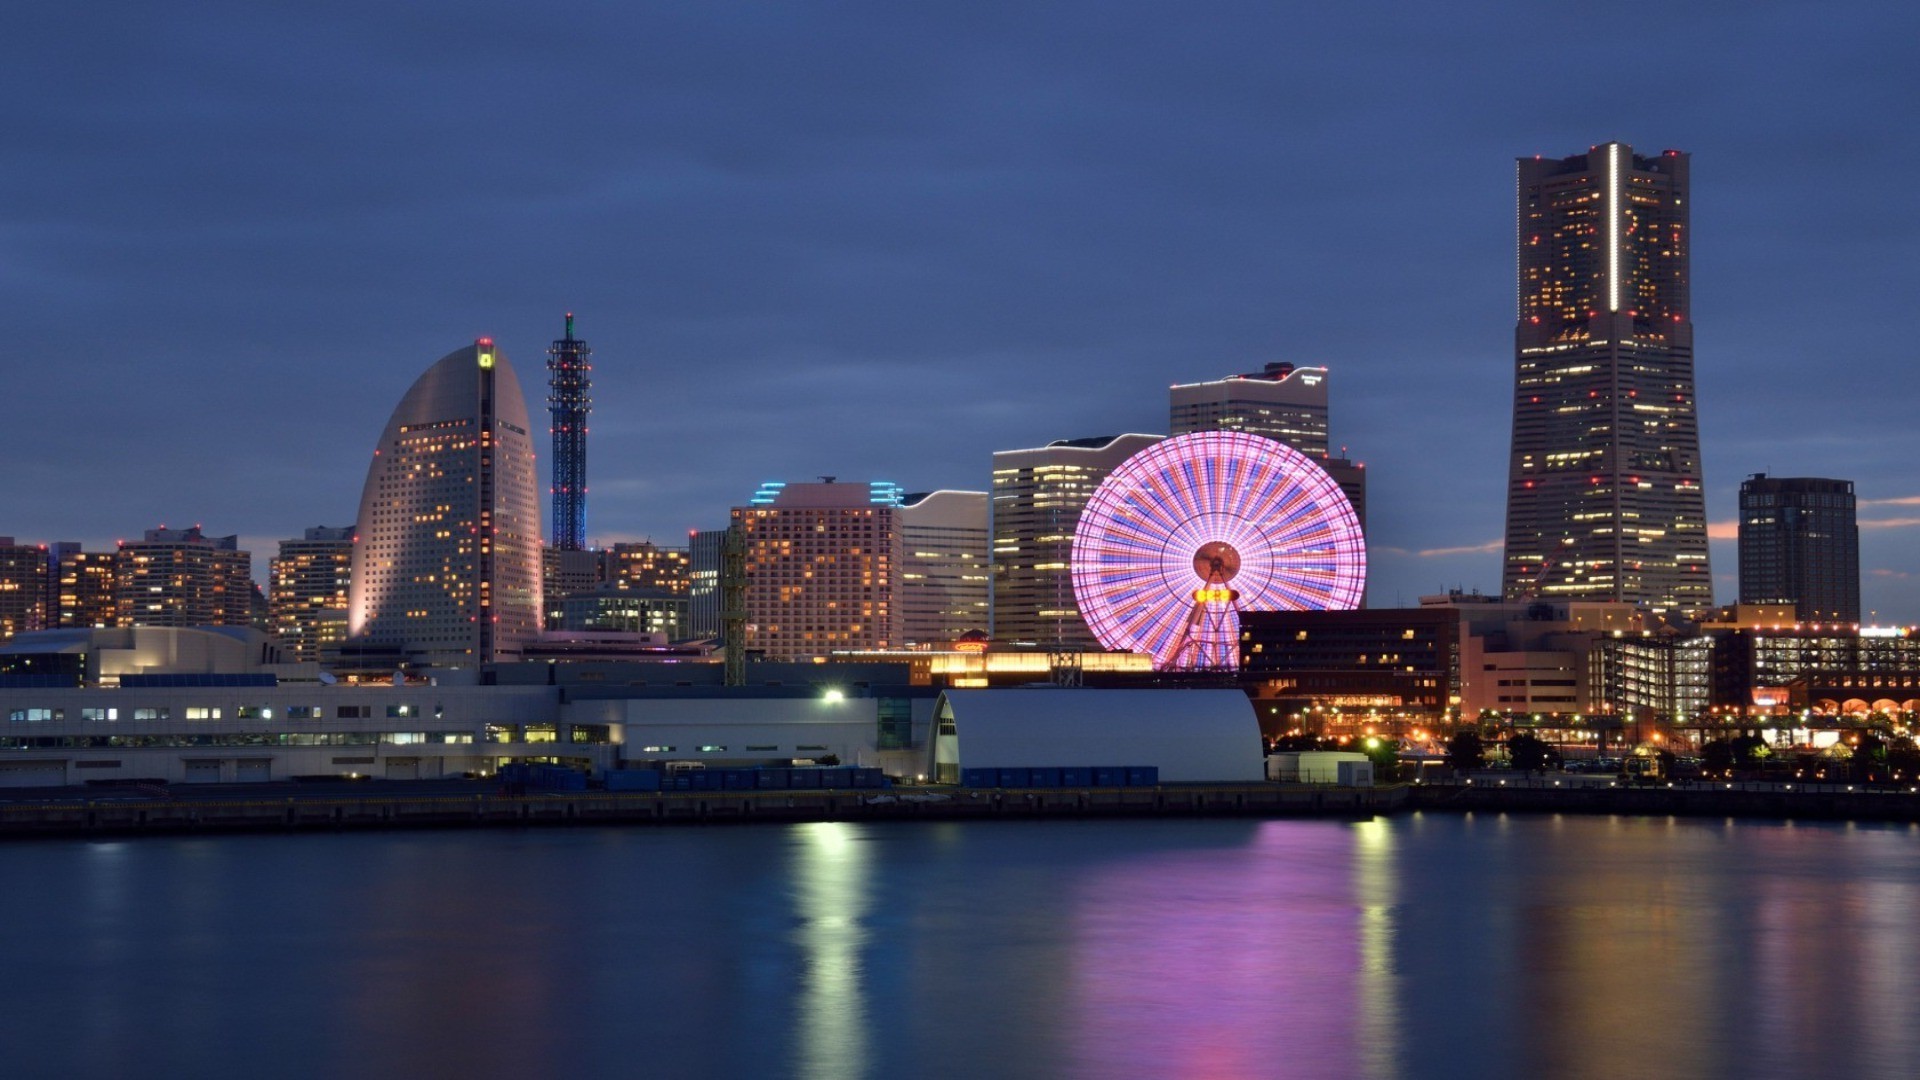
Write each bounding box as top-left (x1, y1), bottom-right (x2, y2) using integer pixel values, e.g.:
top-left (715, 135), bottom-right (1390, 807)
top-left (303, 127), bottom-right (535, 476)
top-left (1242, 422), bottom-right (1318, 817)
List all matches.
top-left (349, 340), bottom-right (543, 668)
top-left (929, 688), bottom-right (1264, 782)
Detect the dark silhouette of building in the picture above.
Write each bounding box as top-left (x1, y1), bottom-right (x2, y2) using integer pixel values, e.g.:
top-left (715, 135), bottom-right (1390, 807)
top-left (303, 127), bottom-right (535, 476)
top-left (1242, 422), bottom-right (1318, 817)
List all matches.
top-left (1502, 143), bottom-right (1712, 615)
top-left (1738, 474), bottom-right (1859, 623)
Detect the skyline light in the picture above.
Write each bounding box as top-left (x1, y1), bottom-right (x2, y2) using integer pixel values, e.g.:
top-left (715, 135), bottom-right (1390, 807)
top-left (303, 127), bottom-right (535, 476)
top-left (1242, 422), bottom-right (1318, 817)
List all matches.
top-left (1, 4), bottom-right (1915, 622)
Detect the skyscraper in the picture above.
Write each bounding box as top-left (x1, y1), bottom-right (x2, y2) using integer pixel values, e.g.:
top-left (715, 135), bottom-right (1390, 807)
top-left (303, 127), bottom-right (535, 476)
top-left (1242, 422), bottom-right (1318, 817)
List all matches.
top-left (732, 479), bottom-right (904, 660)
top-left (1169, 362), bottom-right (1368, 533)
top-left (1738, 474), bottom-right (1860, 624)
top-left (1502, 142), bottom-right (1712, 614)
top-left (348, 339), bottom-right (543, 668)
top-left (49, 543), bottom-right (116, 629)
top-left (114, 527), bottom-right (253, 628)
top-left (898, 490), bottom-right (990, 645)
top-left (0, 540), bottom-right (50, 643)
top-left (547, 312), bottom-right (593, 551)
top-left (269, 526), bottom-right (354, 663)
top-left (990, 433), bottom-right (1162, 648)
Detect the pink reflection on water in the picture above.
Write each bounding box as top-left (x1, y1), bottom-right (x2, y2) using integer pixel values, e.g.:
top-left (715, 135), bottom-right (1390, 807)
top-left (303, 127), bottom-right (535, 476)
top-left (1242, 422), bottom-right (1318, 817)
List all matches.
top-left (1065, 821), bottom-right (1395, 1080)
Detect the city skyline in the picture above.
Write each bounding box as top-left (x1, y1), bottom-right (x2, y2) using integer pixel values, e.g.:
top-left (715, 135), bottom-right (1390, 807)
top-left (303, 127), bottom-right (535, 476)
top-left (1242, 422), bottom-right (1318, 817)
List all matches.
top-left (3, 4), bottom-right (1916, 621)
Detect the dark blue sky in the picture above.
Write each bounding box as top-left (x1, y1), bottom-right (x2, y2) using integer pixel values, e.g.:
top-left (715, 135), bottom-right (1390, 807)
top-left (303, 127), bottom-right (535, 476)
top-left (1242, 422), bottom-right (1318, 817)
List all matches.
top-left (4, 2), bottom-right (1916, 619)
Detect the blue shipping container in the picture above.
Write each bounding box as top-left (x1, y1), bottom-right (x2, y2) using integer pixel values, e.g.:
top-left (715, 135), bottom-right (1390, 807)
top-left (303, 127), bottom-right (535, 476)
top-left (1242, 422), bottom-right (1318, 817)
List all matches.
top-left (1059, 767), bottom-right (1091, 787)
top-left (997, 768), bottom-right (1029, 788)
top-left (604, 769), bottom-right (662, 792)
top-left (755, 769), bottom-right (786, 790)
top-left (1026, 768), bottom-right (1061, 788)
top-left (960, 768), bottom-right (997, 788)
top-left (788, 769), bottom-right (821, 789)
top-left (1125, 766), bottom-right (1159, 787)
top-left (1092, 767), bottom-right (1125, 787)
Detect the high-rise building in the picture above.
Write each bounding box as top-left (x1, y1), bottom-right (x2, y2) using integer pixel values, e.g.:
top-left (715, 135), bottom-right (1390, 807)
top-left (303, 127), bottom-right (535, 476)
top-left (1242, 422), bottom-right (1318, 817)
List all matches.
top-left (990, 434), bottom-right (1162, 648)
top-left (0, 540), bottom-right (51, 643)
top-left (1171, 362), bottom-right (1329, 455)
top-left (268, 526), bottom-right (354, 663)
top-left (541, 548), bottom-right (602, 630)
top-left (603, 541), bottom-right (691, 594)
top-left (1502, 142), bottom-right (1712, 614)
top-left (49, 543), bottom-right (116, 629)
top-left (1738, 474), bottom-right (1860, 624)
top-left (547, 312), bottom-right (593, 551)
top-left (1169, 362), bottom-right (1368, 533)
top-left (688, 528), bottom-right (726, 639)
top-left (348, 339), bottom-right (543, 668)
top-left (114, 526), bottom-right (253, 628)
top-left (898, 490), bottom-right (990, 646)
top-left (732, 479), bottom-right (904, 661)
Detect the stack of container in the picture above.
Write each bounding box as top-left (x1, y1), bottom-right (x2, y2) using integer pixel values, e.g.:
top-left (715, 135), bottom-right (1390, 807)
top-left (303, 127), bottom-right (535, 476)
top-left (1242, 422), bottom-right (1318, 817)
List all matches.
top-left (957, 766), bottom-right (1159, 788)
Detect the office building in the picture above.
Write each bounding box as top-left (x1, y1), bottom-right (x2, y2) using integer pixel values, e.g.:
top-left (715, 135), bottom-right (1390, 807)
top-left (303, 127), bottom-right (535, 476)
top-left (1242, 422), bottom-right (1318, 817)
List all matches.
top-left (49, 543), bottom-right (116, 629)
top-left (1738, 474), bottom-right (1860, 624)
top-left (559, 585), bottom-right (688, 640)
top-left (688, 528), bottom-right (726, 640)
top-left (604, 541), bottom-right (691, 594)
top-left (732, 479), bottom-right (904, 661)
top-left (990, 433), bottom-right (1162, 648)
top-left (1169, 362), bottom-right (1367, 532)
top-left (898, 490), bottom-right (990, 646)
top-left (0, 540), bottom-right (50, 643)
top-left (1502, 142), bottom-right (1712, 615)
top-left (541, 547), bottom-right (603, 629)
top-left (268, 526), bottom-right (354, 663)
top-left (348, 339), bottom-right (543, 668)
top-left (114, 526), bottom-right (252, 628)
top-left (547, 312), bottom-right (593, 551)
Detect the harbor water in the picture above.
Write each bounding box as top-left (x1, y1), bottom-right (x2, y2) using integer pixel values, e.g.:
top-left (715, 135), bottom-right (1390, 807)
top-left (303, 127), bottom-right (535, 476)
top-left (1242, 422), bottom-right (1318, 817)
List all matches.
top-left (3, 812), bottom-right (1917, 1079)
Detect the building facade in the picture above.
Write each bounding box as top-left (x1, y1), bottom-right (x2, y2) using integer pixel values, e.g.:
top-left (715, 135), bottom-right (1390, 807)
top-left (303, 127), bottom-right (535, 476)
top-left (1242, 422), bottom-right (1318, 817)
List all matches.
top-left (990, 434), bottom-right (1162, 648)
top-left (1169, 362), bottom-right (1367, 534)
top-left (267, 526), bottom-right (355, 663)
top-left (0, 540), bottom-right (52, 644)
top-left (348, 339), bottom-right (543, 668)
top-left (1738, 474), bottom-right (1860, 624)
top-left (1502, 142), bottom-right (1712, 615)
top-left (898, 490), bottom-right (990, 646)
top-left (49, 544), bottom-right (116, 630)
top-left (732, 480), bottom-right (904, 661)
top-left (114, 527), bottom-right (253, 628)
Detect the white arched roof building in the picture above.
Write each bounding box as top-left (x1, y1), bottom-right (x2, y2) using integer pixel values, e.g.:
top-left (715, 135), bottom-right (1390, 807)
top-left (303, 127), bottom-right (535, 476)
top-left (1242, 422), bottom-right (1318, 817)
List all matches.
top-left (929, 688), bottom-right (1264, 783)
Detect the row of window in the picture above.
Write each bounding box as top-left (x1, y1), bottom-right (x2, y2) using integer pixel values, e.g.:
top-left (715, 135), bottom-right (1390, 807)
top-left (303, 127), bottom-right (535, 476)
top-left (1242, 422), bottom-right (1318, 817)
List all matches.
top-left (7, 704), bottom-right (429, 723)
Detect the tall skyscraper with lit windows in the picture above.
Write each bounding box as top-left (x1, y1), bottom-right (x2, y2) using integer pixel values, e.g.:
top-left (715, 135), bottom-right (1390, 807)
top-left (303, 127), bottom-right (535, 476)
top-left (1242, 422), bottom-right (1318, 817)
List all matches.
top-left (114, 527), bottom-right (252, 628)
top-left (1738, 474), bottom-right (1859, 624)
top-left (348, 339), bottom-right (543, 668)
top-left (1501, 142), bottom-right (1712, 615)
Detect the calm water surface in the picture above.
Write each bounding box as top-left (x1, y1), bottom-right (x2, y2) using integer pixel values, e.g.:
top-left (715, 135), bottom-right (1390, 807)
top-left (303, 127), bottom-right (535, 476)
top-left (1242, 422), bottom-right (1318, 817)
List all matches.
top-left (3, 813), bottom-right (1918, 1079)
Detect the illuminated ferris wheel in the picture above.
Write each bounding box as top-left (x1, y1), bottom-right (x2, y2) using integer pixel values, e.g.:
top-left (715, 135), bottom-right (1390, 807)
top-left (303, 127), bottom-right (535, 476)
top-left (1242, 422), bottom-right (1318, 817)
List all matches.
top-left (1071, 431), bottom-right (1367, 670)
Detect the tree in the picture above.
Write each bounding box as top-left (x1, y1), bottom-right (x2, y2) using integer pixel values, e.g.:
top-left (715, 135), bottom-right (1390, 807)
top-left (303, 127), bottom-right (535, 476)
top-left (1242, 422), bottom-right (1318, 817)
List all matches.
top-left (1359, 737), bottom-right (1401, 783)
top-left (1446, 730), bottom-right (1485, 773)
top-left (1507, 732), bottom-right (1562, 773)
top-left (1700, 738), bottom-right (1734, 776)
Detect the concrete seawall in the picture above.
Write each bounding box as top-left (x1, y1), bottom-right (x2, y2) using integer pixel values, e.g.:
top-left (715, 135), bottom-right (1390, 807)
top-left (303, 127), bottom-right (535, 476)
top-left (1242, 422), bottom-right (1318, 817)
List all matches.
top-left (1407, 781), bottom-right (1920, 823)
top-left (0, 783), bottom-right (1408, 838)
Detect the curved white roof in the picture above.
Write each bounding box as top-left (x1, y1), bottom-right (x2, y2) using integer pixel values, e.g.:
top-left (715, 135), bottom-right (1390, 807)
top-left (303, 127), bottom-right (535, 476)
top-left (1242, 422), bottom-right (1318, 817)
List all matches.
top-left (932, 688), bottom-right (1264, 782)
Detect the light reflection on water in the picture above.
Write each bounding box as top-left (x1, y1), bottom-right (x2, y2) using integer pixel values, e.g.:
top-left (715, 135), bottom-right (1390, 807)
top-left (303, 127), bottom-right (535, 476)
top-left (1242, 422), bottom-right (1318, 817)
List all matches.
top-left (2, 813), bottom-right (1918, 1079)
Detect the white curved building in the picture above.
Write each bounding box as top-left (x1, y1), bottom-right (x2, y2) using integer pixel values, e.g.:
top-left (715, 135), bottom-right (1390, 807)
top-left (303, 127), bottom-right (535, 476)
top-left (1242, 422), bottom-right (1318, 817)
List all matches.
top-left (348, 340), bottom-right (542, 668)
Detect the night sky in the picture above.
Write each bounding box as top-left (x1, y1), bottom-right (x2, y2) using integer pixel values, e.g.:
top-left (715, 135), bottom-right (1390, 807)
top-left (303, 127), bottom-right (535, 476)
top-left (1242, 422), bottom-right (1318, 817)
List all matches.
top-left (4, 2), bottom-right (1915, 620)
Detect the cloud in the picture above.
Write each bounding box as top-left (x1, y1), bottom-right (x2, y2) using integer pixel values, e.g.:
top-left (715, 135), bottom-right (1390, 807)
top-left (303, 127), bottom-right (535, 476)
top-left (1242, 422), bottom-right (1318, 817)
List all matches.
top-left (1398, 539), bottom-right (1503, 558)
top-left (1862, 517), bottom-right (1920, 530)
top-left (1860, 495), bottom-right (1920, 507)
top-left (1871, 568), bottom-right (1912, 580)
top-left (1707, 519), bottom-right (1738, 540)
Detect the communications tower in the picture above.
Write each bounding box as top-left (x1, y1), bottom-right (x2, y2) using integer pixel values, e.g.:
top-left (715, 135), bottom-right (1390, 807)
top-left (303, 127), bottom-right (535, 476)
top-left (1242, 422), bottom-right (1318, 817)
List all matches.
top-left (546, 312), bottom-right (593, 550)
